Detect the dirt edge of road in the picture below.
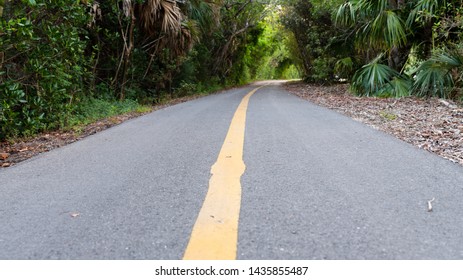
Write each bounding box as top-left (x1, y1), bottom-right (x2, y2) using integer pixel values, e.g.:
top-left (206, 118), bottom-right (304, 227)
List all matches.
top-left (2, 81), bottom-right (462, 168)
top-left (0, 94), bottom-right (212, 168)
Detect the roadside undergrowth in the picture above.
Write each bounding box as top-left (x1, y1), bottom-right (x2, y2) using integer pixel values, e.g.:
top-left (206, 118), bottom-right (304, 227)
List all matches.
top-left (0, 88), bottom-right (223, 168)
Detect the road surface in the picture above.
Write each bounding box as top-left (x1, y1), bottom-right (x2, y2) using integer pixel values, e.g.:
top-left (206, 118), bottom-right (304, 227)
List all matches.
top-left (1, 82), bottom-right (463, 259)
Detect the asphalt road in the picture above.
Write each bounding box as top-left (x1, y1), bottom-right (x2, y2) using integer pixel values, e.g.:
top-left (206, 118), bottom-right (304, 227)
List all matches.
top-left (1, 82), bottom-right (463, 259)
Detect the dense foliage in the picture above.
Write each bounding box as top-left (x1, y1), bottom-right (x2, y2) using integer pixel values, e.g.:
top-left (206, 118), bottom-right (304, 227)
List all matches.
top-left (1, 0), bottom-right (91, 139)
top-left (1, 0), bottom-right (296, 140)
top-left (279, 0), bottom-right (463, 99)
top-left (2, 0), bottom-right (463, 140)
top-left (280, 0), bottom-right (346, 83)
top-left (334, 0), bottom-right (463, 98)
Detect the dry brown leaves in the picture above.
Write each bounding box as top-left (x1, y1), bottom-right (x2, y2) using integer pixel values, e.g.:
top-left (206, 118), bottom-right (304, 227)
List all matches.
top-left (284, 82), bottom-right (463, 166)
top-left (0, 114), bottom-right (142, 168)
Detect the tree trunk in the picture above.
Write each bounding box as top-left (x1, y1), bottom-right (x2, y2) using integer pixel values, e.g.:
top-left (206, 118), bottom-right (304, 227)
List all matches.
top-left (387, 0), bottom-right (408, 71)
top-left (114, 3), bottom-right (136, 101)
top-left (388, 47), bottom-right (401, 71)
top-left (0, 0), bottom-right (6, 17)
top-left (213, 25), bottom-right (253, 79)
top-left (388, 46), bottom-right (410, 72)
top-left (388, 0), bottom-right (404, 9)
top-left (293, 30), bottom-right (312, 78)
top-left (120, 14), bottom-right (135, 101)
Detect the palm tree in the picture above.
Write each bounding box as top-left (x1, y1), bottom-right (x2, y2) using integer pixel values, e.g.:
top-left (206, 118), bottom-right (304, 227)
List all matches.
top-left (115, 0), bottom-right (199, 98)
top-left (413, 50), bottom-right (463, 99)
top-left (407, 0), bottom-right (463, 99)
top-left (335, 0), bottom-right (409, 71)
top-left (335, 0), bottom-right (413, 96)
top-left (350, 53), bottom-right (412, 97)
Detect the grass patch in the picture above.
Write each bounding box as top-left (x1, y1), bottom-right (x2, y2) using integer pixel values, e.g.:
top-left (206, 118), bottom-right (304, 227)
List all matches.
top-left (66, 98), bottom-right (151, 130)
top-left (379, 110), bottom-right (398, 121)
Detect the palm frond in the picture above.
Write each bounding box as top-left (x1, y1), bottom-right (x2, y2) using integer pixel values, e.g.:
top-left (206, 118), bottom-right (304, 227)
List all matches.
top-left (412, 51), bottom-right (462, 98)
top-left (160, 0), bottom-right (182, 34)
top-left (412, 60), bottom-right (453, 98)
top-left (137, 0), bottom-right (195, 59)
top-left (407, 0), bottom-right (440, 26)
top-left (357, 0), bottom-right (388, 15)
top-left (369, 10), bottom-right (407, 49)
top-left (335, 1), bottom-right (356, 26)
top-left (351, 55), bottom-right (400, 96)
top-left (379, 76), bottom-right (412, 97)
top-left (433, 52), bottom-right (463, 68)
top-left (334, 57), bottom-right (355, 79)
top-left (139, 0), bottom-right (162, 34)
top-left (184, 0), bottom-right (215, 33)
top-left (138, 0), bottom-right (183, 38)
top-left (123, 0), bottom-right (133, 18)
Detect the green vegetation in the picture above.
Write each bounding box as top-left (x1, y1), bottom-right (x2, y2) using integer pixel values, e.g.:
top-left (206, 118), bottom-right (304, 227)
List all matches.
top-left (1, 0), bottom-right (91, 139)
top-left (1, 0), bottom-right (463, 140)
top-left (334, 0), bottom-right (463, 98)
top-left (379, 110), bottom-right (398, 121)
top-left (67, 98), bottom-right (149, 130)
top-left (280, 0), bottom-right (346, 83)
top-left (1, 0), bottom-right (297, 140)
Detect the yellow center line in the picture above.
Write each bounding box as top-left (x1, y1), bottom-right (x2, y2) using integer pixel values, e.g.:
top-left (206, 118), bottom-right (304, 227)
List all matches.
top-left (183, 86), bottom-right (263, 260)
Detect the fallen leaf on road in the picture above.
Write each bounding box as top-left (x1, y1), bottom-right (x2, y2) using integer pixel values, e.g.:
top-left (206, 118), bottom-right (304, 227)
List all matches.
top-left (70, 213), bottom-right (80, 218)
top-left (427, 198), bottom-right (435, 212)
top-left (0, 153), bottom-right (9, 160)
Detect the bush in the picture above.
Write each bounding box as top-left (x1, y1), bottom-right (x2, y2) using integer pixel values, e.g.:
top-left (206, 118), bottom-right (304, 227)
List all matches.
top-left (0, 0), bottom-right (91, 140)
top-left (67, 98), bottom-right (142, 129)
top-left (350, 55), bottom-right (412, 97)
top-left (412, 51), bottom-right (463, 99)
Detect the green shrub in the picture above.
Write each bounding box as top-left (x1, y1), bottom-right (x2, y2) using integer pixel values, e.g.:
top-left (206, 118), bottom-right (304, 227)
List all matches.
top-left (67, 98), bottom-right (142, 129)
top-left (350, 54), bottom-right (413, 97)
top-left (0, 0), bottom-right (91, 140)
top-left (412, 51), bottom-right (463, 99)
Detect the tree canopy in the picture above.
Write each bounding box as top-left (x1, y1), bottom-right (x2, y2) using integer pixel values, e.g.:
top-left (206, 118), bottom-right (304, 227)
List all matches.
top-left (1, 0), bottom-right (463, 140)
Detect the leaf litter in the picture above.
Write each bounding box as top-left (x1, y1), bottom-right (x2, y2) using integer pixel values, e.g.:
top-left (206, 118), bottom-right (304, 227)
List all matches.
top-left (1, 84), bottom-right (462, 168)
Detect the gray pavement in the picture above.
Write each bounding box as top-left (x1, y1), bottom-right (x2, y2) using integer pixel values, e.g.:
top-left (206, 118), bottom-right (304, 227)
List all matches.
top-left (1, 83), bottom-right (463, 259)
top-left (239, 85), bottom-right (463, 259)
